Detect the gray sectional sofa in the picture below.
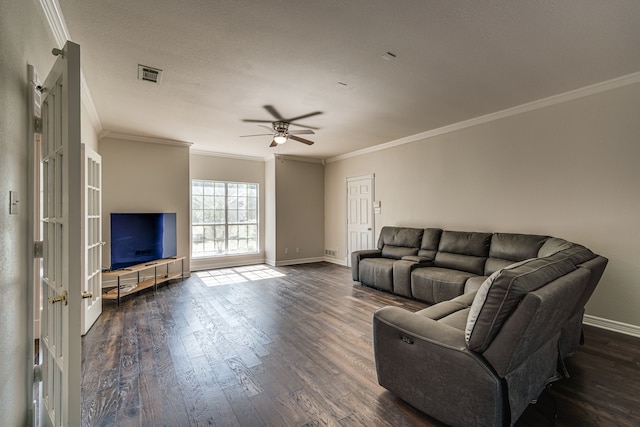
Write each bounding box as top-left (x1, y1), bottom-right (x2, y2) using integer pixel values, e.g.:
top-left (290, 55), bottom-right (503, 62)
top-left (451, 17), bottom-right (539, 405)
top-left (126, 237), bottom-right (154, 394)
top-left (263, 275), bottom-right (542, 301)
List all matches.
top-left (351, 226), bottom-right (608, 427)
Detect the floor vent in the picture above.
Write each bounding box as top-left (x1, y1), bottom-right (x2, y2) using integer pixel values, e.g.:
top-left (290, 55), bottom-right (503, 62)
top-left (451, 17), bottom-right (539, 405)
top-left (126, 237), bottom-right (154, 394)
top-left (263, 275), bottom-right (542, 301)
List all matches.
top-left (138, 65), bottom-right (162, 84)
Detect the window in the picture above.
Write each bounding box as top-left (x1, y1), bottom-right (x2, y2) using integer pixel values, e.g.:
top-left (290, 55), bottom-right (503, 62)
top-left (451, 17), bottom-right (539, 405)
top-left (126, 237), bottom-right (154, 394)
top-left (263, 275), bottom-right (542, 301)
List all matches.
top-left (191, 180), bottom-right (258, 257)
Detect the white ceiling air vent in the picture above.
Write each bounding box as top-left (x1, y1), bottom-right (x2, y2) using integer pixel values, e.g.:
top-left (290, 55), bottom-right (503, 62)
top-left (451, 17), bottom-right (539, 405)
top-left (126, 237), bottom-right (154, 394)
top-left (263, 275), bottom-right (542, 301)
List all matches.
top-left (138, 65), bottom-right (163, 84)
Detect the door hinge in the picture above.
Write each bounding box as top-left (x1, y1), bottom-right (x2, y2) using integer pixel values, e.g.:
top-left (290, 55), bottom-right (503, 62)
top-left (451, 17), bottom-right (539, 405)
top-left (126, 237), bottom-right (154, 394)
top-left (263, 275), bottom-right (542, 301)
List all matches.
top-left (34, 241), bottom-right (44, 258)
top-left (34, 117), bottom-right (42, 134)
top-left (34, 364), bottom-right (42, 383)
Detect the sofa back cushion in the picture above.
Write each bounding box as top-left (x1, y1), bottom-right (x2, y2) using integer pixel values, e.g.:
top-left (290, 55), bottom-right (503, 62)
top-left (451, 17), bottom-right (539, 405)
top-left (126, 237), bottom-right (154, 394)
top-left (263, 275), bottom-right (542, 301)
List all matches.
top-left (465, 254), bottom-right (576, 352)
top-left (485, 233), bottom-right (549, 275)
top-left (433, 231), bottom-right (491, 275)
top-left (537, 237), bottom-right (573, 257)
top-left (417, 228), bottom-right (443, 259)
top-left (557, 245), bottom-right (596, 265)
top-left (377, 226), bottom-right (423, 249)
top-left (377, 226), bottom-right (423, 259)
top-left (537, 237), bottom-right (597, 265)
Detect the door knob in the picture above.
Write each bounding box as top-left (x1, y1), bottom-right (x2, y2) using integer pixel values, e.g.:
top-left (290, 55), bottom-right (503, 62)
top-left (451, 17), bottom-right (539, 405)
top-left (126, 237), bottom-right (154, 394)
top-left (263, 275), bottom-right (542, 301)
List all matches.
top-left (48, 290), bottom-right (68, 305)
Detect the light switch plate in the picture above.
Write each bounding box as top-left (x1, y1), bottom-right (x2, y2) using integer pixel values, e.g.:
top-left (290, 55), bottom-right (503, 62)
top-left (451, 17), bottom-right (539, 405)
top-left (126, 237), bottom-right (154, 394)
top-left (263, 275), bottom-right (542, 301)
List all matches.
top-left (9, 191), bottom-right (19, 215)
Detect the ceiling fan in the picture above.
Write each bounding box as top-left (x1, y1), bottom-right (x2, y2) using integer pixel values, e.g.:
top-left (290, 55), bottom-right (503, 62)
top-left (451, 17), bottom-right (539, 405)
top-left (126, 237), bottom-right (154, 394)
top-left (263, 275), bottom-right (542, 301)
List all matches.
top-left (240, 105), bottom-right (322, 147)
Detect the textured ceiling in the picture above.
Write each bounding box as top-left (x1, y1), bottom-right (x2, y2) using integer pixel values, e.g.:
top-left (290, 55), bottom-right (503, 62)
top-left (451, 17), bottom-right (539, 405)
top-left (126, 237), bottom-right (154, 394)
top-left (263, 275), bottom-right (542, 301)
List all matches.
top-left (57, 0), bottom-right (640, 160)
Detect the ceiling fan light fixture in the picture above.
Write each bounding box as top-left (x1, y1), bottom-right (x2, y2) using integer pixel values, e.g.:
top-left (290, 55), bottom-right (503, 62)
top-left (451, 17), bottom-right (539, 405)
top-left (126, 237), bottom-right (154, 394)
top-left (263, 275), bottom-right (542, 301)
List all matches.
top-left (274, 133), bottom-right (288, 144)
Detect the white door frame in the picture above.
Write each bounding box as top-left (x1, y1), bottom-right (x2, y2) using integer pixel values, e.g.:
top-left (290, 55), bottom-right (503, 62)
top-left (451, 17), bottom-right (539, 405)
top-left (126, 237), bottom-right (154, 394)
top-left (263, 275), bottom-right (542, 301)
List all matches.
top-left (346, 174), bottom-right (375, 267)
top-left (81, 144), bottom-right (103, 335)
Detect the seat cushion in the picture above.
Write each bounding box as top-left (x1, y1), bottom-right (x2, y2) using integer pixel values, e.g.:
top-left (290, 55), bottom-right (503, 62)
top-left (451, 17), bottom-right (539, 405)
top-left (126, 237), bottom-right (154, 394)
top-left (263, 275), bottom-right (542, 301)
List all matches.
top-left (411, 267), bottom-right (475, 304)
top-left (416, 292), bottom-right (476, 320)
top-left (465, 255), bottom-right (576, 352)
top-left (359, 258), bottom-right (396, 292)
top-left (381, 245), bottom-right (419, 259)
top-left (464, 275), bottom-right (488, 294)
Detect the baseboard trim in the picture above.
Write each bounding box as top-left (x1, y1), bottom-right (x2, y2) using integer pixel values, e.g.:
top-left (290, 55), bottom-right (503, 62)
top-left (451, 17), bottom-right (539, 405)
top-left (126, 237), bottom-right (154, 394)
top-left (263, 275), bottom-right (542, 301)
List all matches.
top-left (273, 257), bottom-right (325, 267)
top-left (583, 314), bottom-right (640, 338)
top-left (323, 256), bottom-right (348, 267)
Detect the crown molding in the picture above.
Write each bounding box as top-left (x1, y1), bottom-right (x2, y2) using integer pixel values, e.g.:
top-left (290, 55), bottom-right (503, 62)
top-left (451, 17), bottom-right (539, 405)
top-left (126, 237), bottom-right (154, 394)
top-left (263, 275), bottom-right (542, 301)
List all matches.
top-left (190, 149), bottom-right (264, 162)
top-left (273, 154), bottom-right (325, 165)
top-left (326, 71), bottom-right (640, 164)
top-left (99, 131), bottom-right (193, 147)
top-left (39, 0), bottom-right (67, 46)
top-left (40, 0), bottom-right (103, 134)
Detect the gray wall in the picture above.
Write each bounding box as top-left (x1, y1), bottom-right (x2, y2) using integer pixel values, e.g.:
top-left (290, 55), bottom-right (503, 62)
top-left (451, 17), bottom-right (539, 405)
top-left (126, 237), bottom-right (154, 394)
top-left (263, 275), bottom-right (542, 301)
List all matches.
top-left (274, 157), bottom-right (325, 264)
top-left (264, 156), bottom-right (325, 266)
top-left (0, 1), bottom-right (57, 424)
top-left (325, 81), bottom-right (640, 328)
top-left (264, 157), bottom-right (276, 263)
top-left (100, 137), bottom-right (191, 270)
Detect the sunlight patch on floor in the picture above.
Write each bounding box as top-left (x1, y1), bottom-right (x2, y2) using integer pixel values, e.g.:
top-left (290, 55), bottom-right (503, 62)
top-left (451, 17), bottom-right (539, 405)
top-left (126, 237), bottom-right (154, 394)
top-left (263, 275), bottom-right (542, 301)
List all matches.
top-left (196, 265), bottom-right (285, 287)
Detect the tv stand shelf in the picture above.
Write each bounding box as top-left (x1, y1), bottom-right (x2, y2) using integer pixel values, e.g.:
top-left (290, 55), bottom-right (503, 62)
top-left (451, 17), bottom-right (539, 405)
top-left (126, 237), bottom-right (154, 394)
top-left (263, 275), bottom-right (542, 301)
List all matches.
top-left (102, 256), bottom-right (185, 304)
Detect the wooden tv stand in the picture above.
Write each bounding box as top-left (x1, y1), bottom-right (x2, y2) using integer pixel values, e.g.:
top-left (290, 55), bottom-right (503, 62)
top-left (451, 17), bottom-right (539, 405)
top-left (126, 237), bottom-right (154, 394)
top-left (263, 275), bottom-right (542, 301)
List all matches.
top-left (102, 256), bottom-right (185, 305)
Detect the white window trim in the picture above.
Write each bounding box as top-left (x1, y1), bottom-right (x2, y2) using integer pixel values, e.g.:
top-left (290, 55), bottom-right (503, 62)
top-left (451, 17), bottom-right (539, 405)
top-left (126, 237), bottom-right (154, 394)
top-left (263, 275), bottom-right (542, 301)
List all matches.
top-left (191, 179), bottom-right (259, 258)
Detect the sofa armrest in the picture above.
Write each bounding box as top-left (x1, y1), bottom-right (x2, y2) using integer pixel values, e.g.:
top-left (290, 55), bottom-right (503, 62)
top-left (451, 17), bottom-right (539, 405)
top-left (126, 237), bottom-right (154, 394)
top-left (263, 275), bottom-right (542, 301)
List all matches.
top-left (374, 306), bottom-right (467, 349)
top-left (351, 249), bottom-right (382, 281)
top-left (373, 306), bottom-right (504, 427)
top-left (393, 258), bottom-right (434, 298)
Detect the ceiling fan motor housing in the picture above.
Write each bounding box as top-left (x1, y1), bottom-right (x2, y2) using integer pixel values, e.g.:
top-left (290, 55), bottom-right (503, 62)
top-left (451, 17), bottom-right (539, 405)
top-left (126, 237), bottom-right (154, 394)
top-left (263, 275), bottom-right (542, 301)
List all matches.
top-left (274, 121), bottom-right (289, 133)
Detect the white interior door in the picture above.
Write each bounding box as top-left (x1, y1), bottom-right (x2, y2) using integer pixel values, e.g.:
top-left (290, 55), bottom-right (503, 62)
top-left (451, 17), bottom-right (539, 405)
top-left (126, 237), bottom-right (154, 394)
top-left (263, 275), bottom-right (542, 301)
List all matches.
top-left (39, 41), bottom-right (83, 427)
top-left (347, 174), bottom-right (375, 266)
top-left (81, 144), bottom-right (102, 335)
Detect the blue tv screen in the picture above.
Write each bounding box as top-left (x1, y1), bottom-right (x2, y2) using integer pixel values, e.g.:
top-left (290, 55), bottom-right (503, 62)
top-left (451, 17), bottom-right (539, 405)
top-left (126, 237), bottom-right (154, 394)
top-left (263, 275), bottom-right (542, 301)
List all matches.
top-left (110, 213), bottom-right (177, 270)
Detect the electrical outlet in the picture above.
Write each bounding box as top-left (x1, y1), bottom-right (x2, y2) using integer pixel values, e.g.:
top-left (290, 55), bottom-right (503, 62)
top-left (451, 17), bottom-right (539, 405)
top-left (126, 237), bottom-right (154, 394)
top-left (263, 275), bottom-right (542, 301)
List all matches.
top-left (284, 248), bottom-right (289, 254)
top-left (295, 248), bottom-right (300, 253)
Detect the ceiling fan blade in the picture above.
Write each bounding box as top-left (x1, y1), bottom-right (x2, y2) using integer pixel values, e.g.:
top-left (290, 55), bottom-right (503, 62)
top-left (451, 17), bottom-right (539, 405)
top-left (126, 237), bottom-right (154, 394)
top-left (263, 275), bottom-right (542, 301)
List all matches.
top-left (240, 133), bottom-right (273, 137)
top-left (263, 105), bottom-right (284, 120)
top-left (287, 122), bottom-right (319, 130)
top-left (288, 129), bottom-right (315, 135)
top-left (285, 111), bottom-right (322, 122)
top-left (269, 140), bottom-right (278, 147)
top-left (258, 124), bottom-right (274, 131)
top-left (242, 119), bottom-right (274, 123)
top-left (289, 135), bottom-right (315, 145)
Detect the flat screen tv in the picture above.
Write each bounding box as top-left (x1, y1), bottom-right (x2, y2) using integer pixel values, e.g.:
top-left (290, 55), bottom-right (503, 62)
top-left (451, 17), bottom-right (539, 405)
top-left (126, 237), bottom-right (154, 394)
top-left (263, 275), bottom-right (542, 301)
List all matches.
top-left (110, 213), bottom-right (177, 270)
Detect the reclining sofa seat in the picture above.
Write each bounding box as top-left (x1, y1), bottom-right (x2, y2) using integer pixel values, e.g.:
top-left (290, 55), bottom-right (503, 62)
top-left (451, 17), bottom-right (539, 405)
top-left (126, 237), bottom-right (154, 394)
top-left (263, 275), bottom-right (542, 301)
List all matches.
top-left (352, 226), bottom-right (425, 294)
top-left (353, 227), bottom-right (562, 303)
top-left (352, 226), bottom-right (608, 425)
top-left (373, 253), bottom-right (593, 426)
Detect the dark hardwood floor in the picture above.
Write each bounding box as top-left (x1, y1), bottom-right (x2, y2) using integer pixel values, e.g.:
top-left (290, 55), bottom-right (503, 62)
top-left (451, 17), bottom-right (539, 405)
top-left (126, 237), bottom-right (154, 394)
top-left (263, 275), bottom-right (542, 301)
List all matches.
top-left (81, 262), bottom-right (640, 426)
